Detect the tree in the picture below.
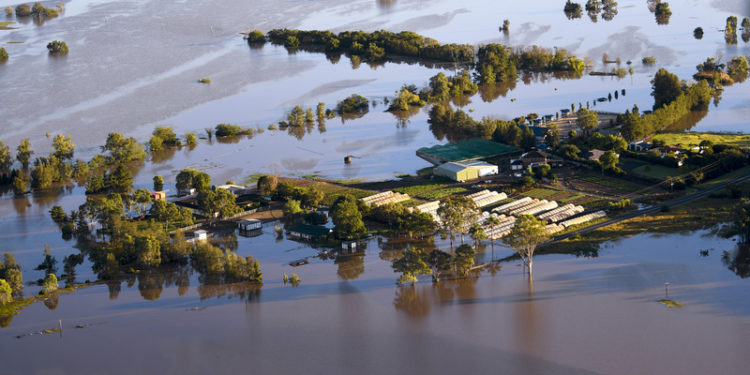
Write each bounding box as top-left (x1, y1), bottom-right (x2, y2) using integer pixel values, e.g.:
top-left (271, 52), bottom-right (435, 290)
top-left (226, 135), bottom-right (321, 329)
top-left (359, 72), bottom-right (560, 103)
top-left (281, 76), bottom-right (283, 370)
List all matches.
top-left (102, 133), bottom-right (145, 163)
top-left (0, 140), bottom-right (12, 173)
top-left (392, 247), bottom-right (432, 285)
top-left (427, 249), bottom-right (452, 282)
top-left (12, 174), bottom-right (28, 195)
top-left (35, 244), bottom-right (58, 275)
top-left (153, 175), bottom-right (164, 191)
top-left (283, 199), bottom-right (303, 216)
top-left (599, 150), bottom-right (618, 174)
top-left (544, 123), bottom-right (560, 147)
top-left (651, 68), bottom-right (682, 110)
top-left (109, 164), bottom-right (133, 193)
top-left (198, 189), bottom-right (239, 221)
top-left (52, 134), bottom-right (75, 160)
top-left (503, 215), bottom-right (549, 277)
top-left (0, 279), bottom-right (12, 305)
top-left (469, 223), bottom-right (486, 248)
top-left (136, 235), bottom-right (161, 269)
top-left (576, 108), bottom-right (599, 136)
top-left (257, 175), bottom-right (278, 196)
top-left (302, 187), bottom-right (324, 208)
top-left (330, 194), bottom-right (366, 239)
top-left (454, 244), bottom-right (476, 277)
top-left (43, 273), bottom-right (58, 292)
top-left (0, 47), bottom-right (8, 62)
top-left (16, 139), bottom-right (32, 169)
top-left (46, 40), bottom-right (68, 54)
top-left (437, 196), bottom-right (480, 247)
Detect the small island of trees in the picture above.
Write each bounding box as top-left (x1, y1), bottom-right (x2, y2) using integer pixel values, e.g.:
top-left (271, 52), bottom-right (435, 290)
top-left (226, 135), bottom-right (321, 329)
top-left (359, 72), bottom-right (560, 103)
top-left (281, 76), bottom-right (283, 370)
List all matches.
top-left (46, 40), bottom-right (68, 54)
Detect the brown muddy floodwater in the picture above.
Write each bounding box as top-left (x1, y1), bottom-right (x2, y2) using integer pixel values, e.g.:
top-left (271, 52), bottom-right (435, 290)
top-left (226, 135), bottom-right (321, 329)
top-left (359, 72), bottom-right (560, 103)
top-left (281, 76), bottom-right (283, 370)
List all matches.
top-left (2, 229), bottom-right (750, 374)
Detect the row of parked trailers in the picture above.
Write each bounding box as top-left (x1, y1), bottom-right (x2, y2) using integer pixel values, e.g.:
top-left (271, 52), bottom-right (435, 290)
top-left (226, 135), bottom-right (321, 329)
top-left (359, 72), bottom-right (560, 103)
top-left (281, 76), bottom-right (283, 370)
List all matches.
top-left (361, 191), bottom-right (411, 207)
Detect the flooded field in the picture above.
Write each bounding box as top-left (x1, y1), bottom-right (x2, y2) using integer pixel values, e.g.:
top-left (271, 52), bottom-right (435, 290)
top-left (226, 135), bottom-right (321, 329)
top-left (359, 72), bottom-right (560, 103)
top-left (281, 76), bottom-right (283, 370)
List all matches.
top-left (2, 0), bottom-right (750, 373)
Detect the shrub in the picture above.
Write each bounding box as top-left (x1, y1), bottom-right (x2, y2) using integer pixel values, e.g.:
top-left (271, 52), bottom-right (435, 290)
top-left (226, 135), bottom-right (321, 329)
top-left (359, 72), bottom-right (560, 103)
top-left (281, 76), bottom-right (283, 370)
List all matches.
top-left (642, 56), bottom-right (656, 65)
top-left (246, 30), bottom-right (265, 44)
top-left (284, 35), bottom-right (300, 48)
top-left (197, 77), bottom-right (211, 84)
top-left (335, 94), bottom-right (369, 114)
top-left (0, 48), bottom-right (7, 62)
top-left (214, 123), bottom-right (246, 137)
top-left (46, 40), bottom-right (68, 54)
top-left (15, 4), bottom-right (31, 16)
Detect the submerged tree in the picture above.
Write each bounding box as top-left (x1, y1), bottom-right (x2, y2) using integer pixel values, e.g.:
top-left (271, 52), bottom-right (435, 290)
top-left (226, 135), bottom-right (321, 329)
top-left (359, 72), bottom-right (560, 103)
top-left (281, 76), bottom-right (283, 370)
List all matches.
top-left (392, 247), bottom-right (432, 285)
top-left (503, 215), bottom-right (549, 277)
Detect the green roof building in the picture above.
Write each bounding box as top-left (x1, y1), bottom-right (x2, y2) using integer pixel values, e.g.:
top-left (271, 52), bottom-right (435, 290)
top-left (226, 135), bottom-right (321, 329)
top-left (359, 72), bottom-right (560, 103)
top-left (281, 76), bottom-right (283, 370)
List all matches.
top-left (416, 138), bottom-right (521, 165)
top-left (287, 224), bottom-right (332, 240)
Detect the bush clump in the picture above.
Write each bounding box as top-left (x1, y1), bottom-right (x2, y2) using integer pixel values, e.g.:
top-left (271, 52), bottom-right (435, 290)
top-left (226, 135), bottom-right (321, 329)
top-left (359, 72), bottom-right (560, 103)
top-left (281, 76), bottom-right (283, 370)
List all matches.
top-left (246, 30), bottom-right (266, 44)
top-left (214, 123), bottom-right (247, 137)
top-left (0, 48), bottom-right (7, 62)
top-left (46, 40), bottom-right (68, 54)
top-left (335, 94), bottom-right (369, 115)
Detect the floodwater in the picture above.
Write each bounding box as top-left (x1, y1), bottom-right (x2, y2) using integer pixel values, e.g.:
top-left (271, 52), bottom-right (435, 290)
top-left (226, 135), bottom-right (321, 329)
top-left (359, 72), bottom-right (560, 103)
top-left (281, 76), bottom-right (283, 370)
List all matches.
top-left (2, 229), bottom-right (750, 374)
top-left (2, 0), bottom-right (750, 373)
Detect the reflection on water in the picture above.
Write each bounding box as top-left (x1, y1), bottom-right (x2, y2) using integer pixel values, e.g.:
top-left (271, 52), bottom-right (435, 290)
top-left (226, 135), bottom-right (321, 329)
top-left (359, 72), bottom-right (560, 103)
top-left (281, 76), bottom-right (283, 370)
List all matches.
top-left (723, 242), bottom-right (750, 279)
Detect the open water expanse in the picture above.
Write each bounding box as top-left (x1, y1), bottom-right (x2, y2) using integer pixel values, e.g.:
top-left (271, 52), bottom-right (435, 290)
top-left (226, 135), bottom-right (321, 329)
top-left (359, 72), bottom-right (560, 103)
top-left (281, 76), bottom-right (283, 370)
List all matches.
top-left (2, 0), bottom-right (750, 373)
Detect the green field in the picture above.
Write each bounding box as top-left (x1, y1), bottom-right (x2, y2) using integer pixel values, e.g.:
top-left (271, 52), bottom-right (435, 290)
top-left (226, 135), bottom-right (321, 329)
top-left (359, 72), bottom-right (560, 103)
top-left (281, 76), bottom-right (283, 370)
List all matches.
top-left (577, 176), bottom-right (640, 192)
top-left (631, 164), bottom-right (682, 180)
top-left (524, 188), bottom-right (561, 199)
top-left (652, 132), bottom-right (750, 149)
top-left (417, 187), bottom-right (467, 200)
top-left (393, 183), bottom-right (448, 196)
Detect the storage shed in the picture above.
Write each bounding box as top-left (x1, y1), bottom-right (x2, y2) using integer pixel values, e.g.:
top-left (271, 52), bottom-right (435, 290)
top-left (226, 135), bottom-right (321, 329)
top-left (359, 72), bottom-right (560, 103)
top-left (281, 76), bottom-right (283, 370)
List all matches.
top-left (434, 162), bottom-right (480, 182)
top-left (238, 219), bottom-right (262, 231)
top-left (288, 224), bottom-right (332, 240)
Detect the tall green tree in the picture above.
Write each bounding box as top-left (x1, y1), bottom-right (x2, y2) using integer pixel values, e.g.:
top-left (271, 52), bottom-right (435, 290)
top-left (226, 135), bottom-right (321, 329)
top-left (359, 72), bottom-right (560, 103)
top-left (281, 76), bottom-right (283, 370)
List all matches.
top-left (392, 247), bottom-right (432, 285)
top-left (576, 108), bottom-right (599, 136)
top-left (52, 134), bottom-right (75, 160)
top-left (454, 244), bottom-right (476, 277)
top-left (109, 164), bottom-right (133, 193)
top-left (599, 150), bottom-right (619, 174)
top-left (427, 249), bottom-right (452, 282)
top-left (330, 194), bottom-right (366, 239)
top-left (437, 196), bottom-right (480, 246)
top-left (16, 139), bottom-right (33, 169)
top-left (503, 215), bottom-right (549, 277)
top-left (651, 68), bottom-right (682, 110)
top-left (0, 140), bottom-right (11, 173)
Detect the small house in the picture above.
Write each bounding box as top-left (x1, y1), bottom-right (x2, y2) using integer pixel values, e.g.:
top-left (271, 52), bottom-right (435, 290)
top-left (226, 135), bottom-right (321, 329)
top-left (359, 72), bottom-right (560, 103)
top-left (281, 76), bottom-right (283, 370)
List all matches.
top-left (341, 240), bottom-right (359, 253)
top-left (238, 219), bottom-right (262, 231)
top-left (560, 108), bottom-right (571, 117)
top-left (216, 184), bottom-right (250, 196)
top-left (659, 145), bottom-right (686, 157)
top-left (629, 140), bottom-right (651, 152)
top-left (194, 230), bottom-right (208, 241)
top-left (151, 191), bottom-right (166, 201)
top-left (288, 224), bottom-right (332, 241)
top-left (511, 150), bottom-right (564, 170)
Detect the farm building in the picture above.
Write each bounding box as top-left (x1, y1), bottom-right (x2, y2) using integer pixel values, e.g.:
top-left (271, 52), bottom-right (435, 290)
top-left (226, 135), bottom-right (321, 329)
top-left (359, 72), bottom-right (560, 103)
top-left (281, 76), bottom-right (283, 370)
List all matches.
top-left (434, 162), bottom-right (479, 182)
top-left (511, 150), bottom-right (564, 170)
top-left (361, 191), bottom-right (411, 206)
top-left (193, 230), bottom-right (208, 241)
top-left (287, 224), bottom-right (332, 240)
top-left (238, 219), bottom-right (262, 231)
top-left (151, 191), bottom-right (166, 201)
top-left (462, 161), bottom-right (499, 177)
top-left (416, 138), bottom-right (521, 165)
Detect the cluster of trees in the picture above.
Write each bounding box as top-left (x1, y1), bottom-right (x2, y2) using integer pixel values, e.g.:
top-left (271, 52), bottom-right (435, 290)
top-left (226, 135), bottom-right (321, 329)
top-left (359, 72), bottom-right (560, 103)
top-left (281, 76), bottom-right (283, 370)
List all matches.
top-left (617, 70), bottom-right (715, 142)
top-left (174, 168), bottom-right (241, 220)
top-left (428, 103), bottom-right (538, 148)
top-left (387, 87), bottom-right (425, 112)
top-left (149, 126), bottom-right (181, 151)
top-left (266, 29), bottom-right (475, 63)
top-left (191, 242), bottom-right (262, 283)
top-left (654, 2), bottom-right (672, 25)
top-left (215, 123), bottom-right (252, 137)
top-left (330, 194), bottom-right (366, 240)
top-left (0, 254), bottom-right (23, 305)
top-left (694, 56), bottom-right (749, 85)
top-left (422, 71), bottom-right (478, 103)
top-left (364, 203), bottom-right (435, 236)
top-left (14, 2), bottom-right (60, 18)
top-left (335, 94), bottom-right (369, 115)
top-left (392, 245), bottom-right (476, 284)
top-left (584, 0), bottom-right (618, 22)
top-left (475, 43), bottom-right (584, 84)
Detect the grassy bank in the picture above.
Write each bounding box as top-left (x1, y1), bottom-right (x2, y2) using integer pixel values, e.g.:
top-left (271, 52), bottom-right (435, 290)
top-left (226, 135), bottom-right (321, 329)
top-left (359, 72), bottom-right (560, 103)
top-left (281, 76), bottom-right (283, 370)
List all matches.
top-left (653, 132), bottom-right (750, 149)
